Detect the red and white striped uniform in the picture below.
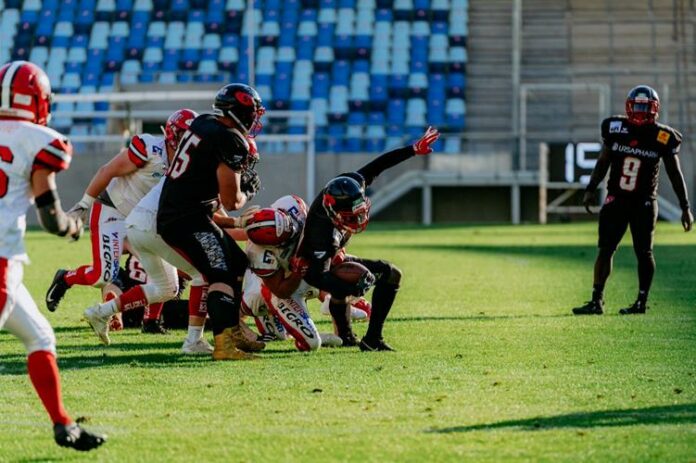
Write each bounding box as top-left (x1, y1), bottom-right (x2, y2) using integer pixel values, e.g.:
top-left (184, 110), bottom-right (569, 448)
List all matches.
top-left (0, 120), bottom-right (68, 350)
top-left (64, 134), bottom-right (167, 288)
top-left (0, 120), bottom-right (71, 262)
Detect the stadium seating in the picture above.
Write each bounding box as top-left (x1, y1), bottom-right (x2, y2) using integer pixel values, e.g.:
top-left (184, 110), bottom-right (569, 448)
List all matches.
top-left (1, 0), bottom-right (468, 152)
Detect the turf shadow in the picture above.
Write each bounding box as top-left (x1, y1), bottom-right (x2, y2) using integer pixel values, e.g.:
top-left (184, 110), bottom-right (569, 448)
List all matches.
top-left (428, 402), bottom-right (696, 433)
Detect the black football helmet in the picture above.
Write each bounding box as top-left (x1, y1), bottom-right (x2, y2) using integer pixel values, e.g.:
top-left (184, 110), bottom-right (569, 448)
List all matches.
top-left (322, 176), bottom-right (371, 234)
top-left (213, 83), bottom-right (265, 137)
top-left (625, 85), bottom-right (659, 126)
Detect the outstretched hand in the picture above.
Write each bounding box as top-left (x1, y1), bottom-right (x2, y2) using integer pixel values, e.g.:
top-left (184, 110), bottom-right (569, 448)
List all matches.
top-left (413, 126), bottom-right (440, 155)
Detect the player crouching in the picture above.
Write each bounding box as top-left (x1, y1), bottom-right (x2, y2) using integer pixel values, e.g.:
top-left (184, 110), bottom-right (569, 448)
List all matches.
top-left (240, 195), bottom-right (344, 350)
top-left (295, 126), bottom-right (440, 351)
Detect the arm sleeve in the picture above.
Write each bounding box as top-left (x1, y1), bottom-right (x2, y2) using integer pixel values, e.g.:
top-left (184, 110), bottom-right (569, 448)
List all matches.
top-left (600, 118), bottom-right (610, 144)
top-left (127, 135), bottom-right (149, 168)
top-left (666, 128), bottom-right (682, 156)
top-left (355, 145), bottom-right (416, 186)
top-left (32, 138), bottom-right (73, 173)
top-left (216, 129), bottom-right (250, 172)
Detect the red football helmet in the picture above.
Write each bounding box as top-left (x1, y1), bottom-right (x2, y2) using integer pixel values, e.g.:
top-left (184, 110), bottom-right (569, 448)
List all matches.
top-left (0, 61), bottom-right (53, 126)
top-left (245, 208), bottom-right (300, 247)
top-left (163, 108), bottom-right (198, 152)
top-left (625, 85), bottom-right (659, 126)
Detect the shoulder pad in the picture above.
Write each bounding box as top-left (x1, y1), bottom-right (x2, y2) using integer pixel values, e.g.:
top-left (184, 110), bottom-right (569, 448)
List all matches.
top-left (217, 127), bottom-right (250, 171)
top-left (34, 137), bottom-right (73, 172)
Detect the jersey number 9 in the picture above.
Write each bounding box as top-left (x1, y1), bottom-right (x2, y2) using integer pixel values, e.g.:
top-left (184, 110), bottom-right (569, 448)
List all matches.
top-left (619, 156), bottom-right (641, 192)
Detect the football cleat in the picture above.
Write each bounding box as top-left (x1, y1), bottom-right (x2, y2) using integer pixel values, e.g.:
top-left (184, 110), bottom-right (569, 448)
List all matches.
top-left (212, 328), bottom-right (258, 361)
top-left (83, 305), bottom-right (111, 345)
top-left (572, 300), bottom-right (604, 315)
top-left (319, 332), bottom-right (343, 348)
top-left (141, 319), bottom-right (168, 334)
top-left (54, 422), bottom-right (106, 452)
top-left (359, 337), bottom-right (396, 352)
top-left (181, 338), bottom-right (214, 355)
top-left (229, 325), bottom-right (265, 352)
top-left (339, 331), bottom-right (361, 347)
top-left (46, 269), bottom-right (70, 312)
top-left (619, 300), bottom-right (647, 315)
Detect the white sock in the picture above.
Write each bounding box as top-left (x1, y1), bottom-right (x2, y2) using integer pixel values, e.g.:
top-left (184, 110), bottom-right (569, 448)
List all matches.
top-left (97, 300), bottom-right (119, 318)
top-left (186, 325), bottom-right (204, 343)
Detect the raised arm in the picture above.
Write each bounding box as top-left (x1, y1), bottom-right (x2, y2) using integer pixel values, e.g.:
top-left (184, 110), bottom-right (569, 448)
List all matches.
top-left (355, 126), bottom-right (439, 186)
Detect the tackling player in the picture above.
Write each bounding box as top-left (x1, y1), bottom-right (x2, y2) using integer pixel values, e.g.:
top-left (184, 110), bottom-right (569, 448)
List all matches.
top-left (0, 60), bottom-right (105, 451)
top-left (45, 109), bottom-right (198, 335)
top-left (157, 83), bottom-right (266, 361)
top-left (295, 127), bottom-right (440, 351)
top-left (573, 86), bottom-right (693, 315)
top-left (241, 195), bottom-right (345, 351)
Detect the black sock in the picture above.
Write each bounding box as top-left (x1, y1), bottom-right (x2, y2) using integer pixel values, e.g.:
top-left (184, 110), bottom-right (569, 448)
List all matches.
top-left (206, 291), bottom-right (238, 336)
top-left (637, 290), bottom-right (649, 305)
top-left (364, 283), bottom-right (399, 342)
top-left (592, 283), bottom-right (604, 302)
top-left (329, 298), bottom-right (352, 339)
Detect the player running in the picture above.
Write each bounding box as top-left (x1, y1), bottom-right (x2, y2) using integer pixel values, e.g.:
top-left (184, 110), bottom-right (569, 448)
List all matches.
top-left (0, 60), bottom-right (105, 451)
top-left (241, 195), bottom-right (347, 351)
top-left (45, 109), bottom-right (196, 334)
top-left (573, 85), bottom-right (693, 315)
top-left (156, 83), bottom-right (266, 361)
top-left (294, 126), bottom-right (440, 351)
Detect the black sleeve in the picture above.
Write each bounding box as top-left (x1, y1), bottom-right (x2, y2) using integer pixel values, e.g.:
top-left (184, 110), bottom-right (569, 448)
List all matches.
top-left (355, 145), bottom-right (416, 186)
top-left (215, 128), bottom-right (249, 171)
top-left (600, 117), bottom-right (611, 144)
top-left (665, 127), bottom-right (682, 157)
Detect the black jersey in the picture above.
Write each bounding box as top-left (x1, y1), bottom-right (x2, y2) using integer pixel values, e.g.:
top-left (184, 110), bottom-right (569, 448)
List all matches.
top-left (298, 144), bottom-right (415, 296)
top-left (158, 114), bottom-right (251, 227)
top-left (601, 115), bottom-right (681, 199)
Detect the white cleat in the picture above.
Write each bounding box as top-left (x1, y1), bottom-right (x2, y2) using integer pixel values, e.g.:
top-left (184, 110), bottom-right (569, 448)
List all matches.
top-left (319, 332), bottom-right (343, 348)
top-left (83, 305), bottom-right (111, 346)
top-left (181, 338), bottom-right (214, 355)
top-left (320, 298), bottom-right (369, 321)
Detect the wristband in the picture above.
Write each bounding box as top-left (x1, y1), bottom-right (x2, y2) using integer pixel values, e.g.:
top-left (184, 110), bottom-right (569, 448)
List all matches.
top-left (81, 193), bottom-right (96, 207)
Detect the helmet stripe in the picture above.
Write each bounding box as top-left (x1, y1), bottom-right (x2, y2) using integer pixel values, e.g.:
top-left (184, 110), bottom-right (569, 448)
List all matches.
top-left (1, 61), bottom-right (24, 109)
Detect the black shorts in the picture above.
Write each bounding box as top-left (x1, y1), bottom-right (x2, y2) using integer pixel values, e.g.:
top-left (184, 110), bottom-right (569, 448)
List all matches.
top-left (158, 215), bottom-right (248, 285)
top-left (598, 196), bottom-right (657, 253)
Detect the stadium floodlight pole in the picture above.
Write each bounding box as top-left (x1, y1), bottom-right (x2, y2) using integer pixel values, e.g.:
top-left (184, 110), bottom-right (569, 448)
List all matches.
top-left (247, 0), bottom-right (255, 87)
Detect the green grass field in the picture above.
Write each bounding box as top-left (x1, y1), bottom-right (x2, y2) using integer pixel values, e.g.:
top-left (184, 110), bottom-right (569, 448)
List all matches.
top-left (1, 223), bottom-right (695, 462)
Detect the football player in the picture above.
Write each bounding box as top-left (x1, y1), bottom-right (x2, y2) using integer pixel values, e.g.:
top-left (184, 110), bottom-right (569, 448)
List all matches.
top-left (82, 134), bottom-right (258, 354)
top-left (156, 83), bottom-right (265, 361)
top-left (45, 108), bottom-right (197, 335)
top-left (573, 85), bottom-right (693, 315)
top-left (0, 61), bottom-right (105, 451)
top-left (294, 126), bottom-right (440, 351)
top-left (241, 195), bottom-right (355, 351)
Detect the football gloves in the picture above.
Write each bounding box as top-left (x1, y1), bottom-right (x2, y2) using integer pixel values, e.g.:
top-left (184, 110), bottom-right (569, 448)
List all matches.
top-left (66, 193), bottom-right (95, 225)
top-left (241, 168), bottom-right (261, 200)
top-left (230, 205), bottom-right (261, 228)
top-left (354, 271), bottom-right (376, 297)
top-left (413, 126), bottom-right (440, 155)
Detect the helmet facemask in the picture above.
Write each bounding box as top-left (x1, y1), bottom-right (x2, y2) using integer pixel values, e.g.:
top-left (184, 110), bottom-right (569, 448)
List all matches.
top-left (323, 194), bottom-right (371, 234)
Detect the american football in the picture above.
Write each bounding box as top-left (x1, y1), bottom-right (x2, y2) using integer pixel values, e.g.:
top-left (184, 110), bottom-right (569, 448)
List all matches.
top-left (330, 261), bottom-right (372, 284)
top-left (0, 0), bottom-right (695, 461)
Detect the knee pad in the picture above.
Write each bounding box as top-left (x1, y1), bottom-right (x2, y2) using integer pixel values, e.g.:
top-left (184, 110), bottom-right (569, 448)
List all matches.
top-left (142, 281), bottom-right (179, 304)
top-left (386, 264), bottom-right (403, 286)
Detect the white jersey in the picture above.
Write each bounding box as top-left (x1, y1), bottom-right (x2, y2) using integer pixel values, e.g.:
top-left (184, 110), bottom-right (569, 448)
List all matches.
top-left (0, 120), bottom-right (72, 261)
top-left (125, 177), bottom-right (164, 233)
top-left (106, 133), bottom-right (167, 217)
